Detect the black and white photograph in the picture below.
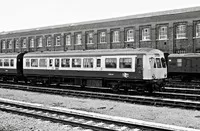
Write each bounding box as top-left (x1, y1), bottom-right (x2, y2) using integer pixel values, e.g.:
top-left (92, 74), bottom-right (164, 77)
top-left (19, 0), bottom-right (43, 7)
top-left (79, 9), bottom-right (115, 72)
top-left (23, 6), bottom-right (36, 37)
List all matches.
top-left (0, 0), bottom-right (200, 130)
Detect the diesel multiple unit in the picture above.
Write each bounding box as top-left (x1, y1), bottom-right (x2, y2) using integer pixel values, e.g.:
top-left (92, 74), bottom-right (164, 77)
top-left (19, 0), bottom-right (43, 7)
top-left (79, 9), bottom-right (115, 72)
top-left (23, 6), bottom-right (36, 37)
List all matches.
top-left (0, 48), bottom-right (167, 93)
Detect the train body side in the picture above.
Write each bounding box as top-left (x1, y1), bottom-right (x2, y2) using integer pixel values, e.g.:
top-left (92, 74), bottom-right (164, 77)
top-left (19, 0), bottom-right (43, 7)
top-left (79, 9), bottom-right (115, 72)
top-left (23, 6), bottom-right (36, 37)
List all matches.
top-left (168, 53), bottom-right (200, 80)
top-left (22, 48), bottom-right (167, 92)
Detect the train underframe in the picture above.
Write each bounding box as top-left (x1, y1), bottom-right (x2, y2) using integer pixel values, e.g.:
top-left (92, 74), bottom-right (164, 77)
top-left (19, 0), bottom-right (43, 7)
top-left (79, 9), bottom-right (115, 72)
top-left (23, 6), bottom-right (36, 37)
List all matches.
top-left (0, 74), bottom-right (165, 93)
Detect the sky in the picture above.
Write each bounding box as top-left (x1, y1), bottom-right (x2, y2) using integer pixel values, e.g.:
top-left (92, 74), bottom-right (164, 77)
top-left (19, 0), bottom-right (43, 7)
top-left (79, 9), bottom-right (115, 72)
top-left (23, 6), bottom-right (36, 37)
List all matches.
top-left (0, 0), bottom-right (200, 32)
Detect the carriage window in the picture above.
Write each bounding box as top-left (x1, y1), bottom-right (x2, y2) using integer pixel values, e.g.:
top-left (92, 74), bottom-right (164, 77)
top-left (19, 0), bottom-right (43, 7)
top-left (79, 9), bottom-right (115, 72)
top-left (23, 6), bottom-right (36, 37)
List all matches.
top-left (31, 59), bottom-right (38, 67)
top-left (156, 58), bottom-right (162, 68)
top-left (105, 58), bottom-right (117, 68)
top-left (97, 59), bottom-right (101, 67)
top-left (55, 59), bottom-right (60, 67)
top-left (72, 58), bottom-right (81, 67)
top-left (177, 59), bottom-right (182, 67)
top-left (39, 59), bottom-right (47, 67)
top-left (49, 59), bottom-right (53, 67)
top-left (26, 59), bottom-right (30, 67)
top-left (161, 57), bottom-right (166, 68)
top-left (61, 58), bottom-right (70, 67)
top-left (119, 58), bottom-right (132, 69)
top-left (83, 58), bottom-right (93, 68)
top-left (4, 59), bottom-right (9, 67)
top-left (10, 59), bottom-right (14, 67)
top-left (0, 59), bottom-right (3, 66)
top-left (149, 57), bottom-right (155, 68)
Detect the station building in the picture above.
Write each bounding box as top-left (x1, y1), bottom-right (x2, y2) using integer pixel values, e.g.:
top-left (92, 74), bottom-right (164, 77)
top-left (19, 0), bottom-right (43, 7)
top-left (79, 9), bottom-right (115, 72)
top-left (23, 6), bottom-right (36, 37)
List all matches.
top-left (1, 6), bottom-right (200, 54)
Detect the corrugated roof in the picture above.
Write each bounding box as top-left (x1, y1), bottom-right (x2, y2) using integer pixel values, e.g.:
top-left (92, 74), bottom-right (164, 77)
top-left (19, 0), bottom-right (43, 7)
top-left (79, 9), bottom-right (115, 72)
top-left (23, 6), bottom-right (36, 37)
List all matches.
top-left (24, 48), bottom-right (163, 57)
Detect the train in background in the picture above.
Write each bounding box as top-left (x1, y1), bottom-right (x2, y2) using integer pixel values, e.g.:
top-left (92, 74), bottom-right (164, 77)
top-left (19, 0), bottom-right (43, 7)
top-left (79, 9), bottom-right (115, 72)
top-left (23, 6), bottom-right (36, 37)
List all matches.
top-left (0, 48), bottom-right (167, 93)
top-left (168, 53), bottom-right (200, 81)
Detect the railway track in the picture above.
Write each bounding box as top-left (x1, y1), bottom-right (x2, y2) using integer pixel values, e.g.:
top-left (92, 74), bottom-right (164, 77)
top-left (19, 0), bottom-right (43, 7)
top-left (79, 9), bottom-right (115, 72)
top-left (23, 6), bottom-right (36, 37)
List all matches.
top-left (0, 83), bottom-right (200, 110)
top-left (0, 98), bottom-right (190, 131)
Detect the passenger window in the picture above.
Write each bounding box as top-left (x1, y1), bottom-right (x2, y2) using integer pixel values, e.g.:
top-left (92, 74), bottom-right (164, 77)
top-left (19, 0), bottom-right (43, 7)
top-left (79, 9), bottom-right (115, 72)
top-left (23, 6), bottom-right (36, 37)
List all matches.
top-left (97, 59), bottom-right (101, 67)
top-left (10, 59), bottom-right (14, 67)
top-left (39, 59), bottom-right (47, 67)
top-left (105, 58), bottom-right (117, 68)
top-left (177, 59), bottom-right (182, 67)
top-left (4, 59), bottom-right (9, 67)
top-left (72, 58), bottom-right (81, 67)
top-left (61, 58), bottom-right (70, 67)
top-left (83, 58), bottom-right (93, 68)
top-left (0, 59), bottom-right (2, 66)
top-left (161, 57), bottom-right (166, 68)
top-left (55, 59), bottom-right (60, 67)
top-left (156, 58), bottom-right (162, 68)
top-left (119, 58), bottom-right (132, 69)
top-left (31, 59), bottom-right (38, 67)
top-left (49, 59), bottom-right (53, 67)
top-left (26, 59), bottom-right (30, 67)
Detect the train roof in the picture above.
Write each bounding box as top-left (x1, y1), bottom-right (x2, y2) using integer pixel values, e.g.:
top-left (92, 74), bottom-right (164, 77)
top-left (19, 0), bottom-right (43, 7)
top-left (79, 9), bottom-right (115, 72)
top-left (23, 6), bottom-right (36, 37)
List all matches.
top-left (0, 53), bottom-right (20, 58)
top-left (169, 53), bottom-right (200, 58)
top-left (24, 48), bottom-right (164, 58)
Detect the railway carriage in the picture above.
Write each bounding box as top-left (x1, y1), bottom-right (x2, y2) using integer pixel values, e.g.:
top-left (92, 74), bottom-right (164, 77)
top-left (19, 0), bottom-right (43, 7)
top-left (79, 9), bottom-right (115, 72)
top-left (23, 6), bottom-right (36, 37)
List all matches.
top-left (168, 53), bottom-right (200, 81)
top-left (23, 48), bottom-right (167, 93)
top-left (0, 52), bottom-right (25, 81)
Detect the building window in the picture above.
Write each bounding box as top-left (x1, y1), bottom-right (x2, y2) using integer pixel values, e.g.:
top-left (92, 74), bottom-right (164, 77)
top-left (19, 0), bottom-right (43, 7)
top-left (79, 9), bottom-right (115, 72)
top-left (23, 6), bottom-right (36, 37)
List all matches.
top-left (8, 40), bottom-right (12, 49)
top-left (126, 29), bottom-right (134, 42)
top-left (65, 34), bottom-right (71, 45)
top-left (37, 37), bottom-right (43, 47)
top-left (75, 33), bottom-right (82, 45)
top-left (112, 31), bottom-right (120, 42)
top-left (55, 36), bottom-right (61, 46)
top-left (30, 38), bottom-right (34, 48)
top-left (159, 26), bottom-right (168, 40)
top-left (86, 32), bottom-right (93, 44)
top-left (15, 39), bottom-right (19, 49)
top-left (100, 32), bottom-right (106, 43)
top-left (196, 23), bottom-right (200, 37)
top-left (22, 39), bottom-right (26, 48)
top-left (176, 24), bottom-right (186, 39)
top-left (46, 36), bottom-right (51, 47)
top-left (2, 41), bottom-right (6, 49)
top-left (142, 28), bottom-right (150, 41)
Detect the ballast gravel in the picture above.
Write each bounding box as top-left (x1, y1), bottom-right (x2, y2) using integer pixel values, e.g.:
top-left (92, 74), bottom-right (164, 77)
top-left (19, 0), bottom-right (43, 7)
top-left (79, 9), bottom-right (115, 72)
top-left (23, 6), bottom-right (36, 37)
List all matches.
top-left (0, 88), bottom-right (199, 130)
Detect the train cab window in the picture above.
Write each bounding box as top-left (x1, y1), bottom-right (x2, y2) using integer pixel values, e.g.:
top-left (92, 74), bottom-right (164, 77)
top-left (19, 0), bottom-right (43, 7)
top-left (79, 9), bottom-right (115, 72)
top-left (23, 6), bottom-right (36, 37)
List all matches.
top-left (83, 58), bottom-right (93, 68)
top-left (26, 59), bottom-right (30, 67)
top-left (61, 58), bottom-right (70, 67)
top-left (97, 59), bottom-right (101, 67)
top-left (72, 58), bottom-right (81, 68)
top-left (10, 59), bottom-right (14, 67)
top-left (105, 58), bottom-right (117, 68)
top-left (55, 59), bottom-right (60, 67)
top-left (4, 59), bottom-right (9, 67)
top-left (0, 59), bottom-right (3, 66)
top-left (49, 59), bottom-right (53, 67)
top-left (119, 58), bottom-right (132, 69)
top-left (161, 57), bottom-right (166, 68)
top-left (156, 58), bottom-right (162, 68)
top-left (177, 59), bottom-right (182, 67)
top-left (39, 59), bottom-right (47, 67)
top-left (31, 59), bottom-right (38, 67)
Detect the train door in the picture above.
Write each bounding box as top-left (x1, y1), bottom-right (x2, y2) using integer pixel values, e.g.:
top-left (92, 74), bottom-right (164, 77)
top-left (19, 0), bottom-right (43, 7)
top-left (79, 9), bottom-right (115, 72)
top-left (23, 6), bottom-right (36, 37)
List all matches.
top-left (17, 52), bottom-right (27, 77)
top-left (135, 55), bottom-right (143, 79)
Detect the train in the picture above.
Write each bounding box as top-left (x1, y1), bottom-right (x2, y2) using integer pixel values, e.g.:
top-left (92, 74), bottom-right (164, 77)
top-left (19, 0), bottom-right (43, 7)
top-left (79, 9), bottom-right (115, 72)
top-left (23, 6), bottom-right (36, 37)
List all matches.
top-left (0, 48), bottom-right (167, 93)
top-left (168, 53), bottom-right (200, 82)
